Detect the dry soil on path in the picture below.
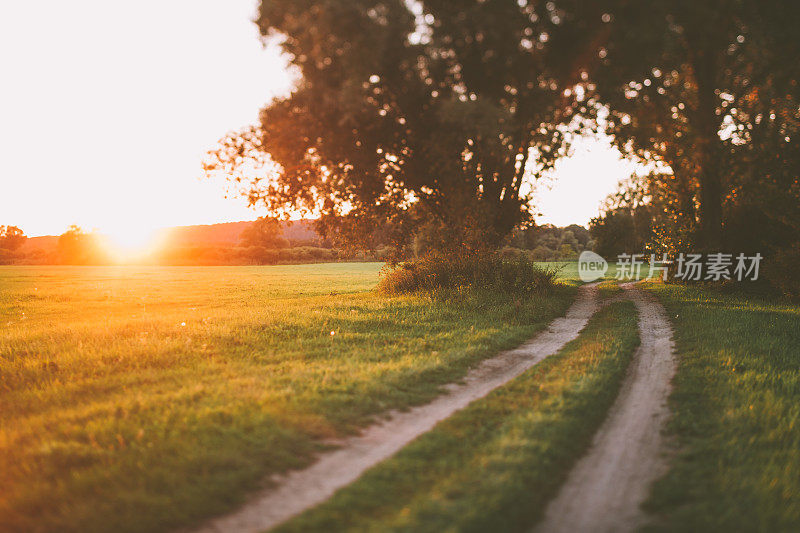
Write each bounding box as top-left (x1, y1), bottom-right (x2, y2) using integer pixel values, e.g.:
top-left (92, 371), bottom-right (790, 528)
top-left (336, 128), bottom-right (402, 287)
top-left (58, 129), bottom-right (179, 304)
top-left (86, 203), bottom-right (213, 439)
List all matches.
top-left (197, 284), bottom-right (599, 533)
top-left (535, 284), bottom-right (677, 533)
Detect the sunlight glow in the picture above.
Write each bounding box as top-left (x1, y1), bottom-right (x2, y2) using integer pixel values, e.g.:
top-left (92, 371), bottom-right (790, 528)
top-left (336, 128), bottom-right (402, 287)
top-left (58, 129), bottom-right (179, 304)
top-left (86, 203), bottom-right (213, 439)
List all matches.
top-left (101, 226), bottom-right (163, 262)
top-left (1, 0), bottom-right (296, 237)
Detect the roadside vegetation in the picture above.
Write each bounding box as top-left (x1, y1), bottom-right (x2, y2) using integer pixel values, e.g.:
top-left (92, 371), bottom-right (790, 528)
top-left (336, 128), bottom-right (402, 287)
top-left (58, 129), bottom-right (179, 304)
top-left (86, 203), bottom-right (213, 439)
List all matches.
top-left (645, 282), bottom-right (800, 531)
top-left (274, 301), bottom-right (639, 532)
top-left (0, 263), bottom-right (574, 532)
top-left (378, 254), bottom-right (557, 296)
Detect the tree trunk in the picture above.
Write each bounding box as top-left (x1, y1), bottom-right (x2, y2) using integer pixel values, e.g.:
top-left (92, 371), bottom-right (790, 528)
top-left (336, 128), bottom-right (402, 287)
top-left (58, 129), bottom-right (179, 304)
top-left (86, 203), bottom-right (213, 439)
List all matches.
top-left (697, 158), bottom-right (723, 250)
top-left (691, 48), bottom-right (725, 251)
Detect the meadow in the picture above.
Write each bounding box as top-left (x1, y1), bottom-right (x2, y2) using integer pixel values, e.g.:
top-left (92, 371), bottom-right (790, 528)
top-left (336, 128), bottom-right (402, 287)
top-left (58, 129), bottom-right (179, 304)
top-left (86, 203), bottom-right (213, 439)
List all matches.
top-left (275, 301), bottom-right (640, 532)
top-left (644, 282), bottom-right (800, 531)
top-left (0, 264), bottom-right (574, 532)
top-left (3, 263), bottom-right (799, 532)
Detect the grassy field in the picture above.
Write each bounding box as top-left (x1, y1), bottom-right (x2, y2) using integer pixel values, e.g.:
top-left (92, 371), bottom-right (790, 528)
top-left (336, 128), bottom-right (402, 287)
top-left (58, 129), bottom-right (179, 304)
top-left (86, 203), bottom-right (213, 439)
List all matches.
top-left (543, 261), bottom-right (651, 283)
top-left (6, 262), bottom-right (796, 532)
top-left (274, 301), bottom-right (640, 532)
top-left (0, 264), bottom-right (575, 533)
top-left (644, 282), bottom-right (800, 532)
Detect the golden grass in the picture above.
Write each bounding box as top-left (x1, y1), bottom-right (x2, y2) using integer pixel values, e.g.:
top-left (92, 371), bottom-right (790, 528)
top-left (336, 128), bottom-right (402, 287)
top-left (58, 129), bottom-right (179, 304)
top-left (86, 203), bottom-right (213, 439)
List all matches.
top-left (0, 264), bottom-right (574, 532)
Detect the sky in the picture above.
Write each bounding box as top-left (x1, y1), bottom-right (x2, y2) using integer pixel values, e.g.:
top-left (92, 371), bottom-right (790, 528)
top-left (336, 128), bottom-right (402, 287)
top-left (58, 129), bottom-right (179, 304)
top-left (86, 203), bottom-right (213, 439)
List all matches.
top-left (534, 135), bottom-right (639, 227)
top-left (1, 0), bottom-right (632, 240)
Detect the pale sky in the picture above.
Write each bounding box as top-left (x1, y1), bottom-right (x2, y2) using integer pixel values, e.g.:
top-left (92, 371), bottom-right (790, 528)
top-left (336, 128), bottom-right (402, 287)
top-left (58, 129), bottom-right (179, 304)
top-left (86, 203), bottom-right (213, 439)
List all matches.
top-left (1, 0), bottom-right (630, 240)
top-left (534, 135), bottom-right (638, 227)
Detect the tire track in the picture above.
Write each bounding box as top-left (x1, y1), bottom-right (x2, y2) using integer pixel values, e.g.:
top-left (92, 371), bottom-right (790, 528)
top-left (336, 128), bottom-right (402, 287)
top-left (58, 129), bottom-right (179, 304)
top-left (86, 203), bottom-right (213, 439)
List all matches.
top-left (535, 284), bottom-right (677, 533)
top-left (196, 284), bottom-right (599, 533)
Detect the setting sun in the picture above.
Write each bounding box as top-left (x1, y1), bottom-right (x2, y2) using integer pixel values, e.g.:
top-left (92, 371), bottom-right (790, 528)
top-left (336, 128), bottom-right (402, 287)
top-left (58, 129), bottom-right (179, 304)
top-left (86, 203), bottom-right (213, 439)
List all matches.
top-left (1, 0), bottom-right (295, 238)
top-left (101, 226), bottom-right (162, 262)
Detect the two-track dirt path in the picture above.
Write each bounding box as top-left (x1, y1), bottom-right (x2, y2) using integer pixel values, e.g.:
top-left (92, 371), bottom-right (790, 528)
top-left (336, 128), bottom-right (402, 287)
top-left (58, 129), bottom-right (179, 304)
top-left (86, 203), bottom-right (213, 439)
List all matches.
top-left (197, 283), bottom-right (677, 533)
top-left (197, 284), bottom-right (599, 533)
top-left (535, 284), bottom-right (677, 533)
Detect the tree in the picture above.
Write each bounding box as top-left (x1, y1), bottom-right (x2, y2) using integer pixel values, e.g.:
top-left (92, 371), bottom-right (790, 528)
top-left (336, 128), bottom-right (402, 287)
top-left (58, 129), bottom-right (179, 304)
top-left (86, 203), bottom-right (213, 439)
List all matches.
top-left (581, 0), bottom-right (800, 252)
top-left (239, 217), bottom-right (289, 249)
top-left (0, 225), bottom-right (26, 251)
top-left (206, 0), bottom-right (607, 256)
top-left (720, 1), bottom-right (800, 255)
top-left (206, 1), bottom-right (798, 261)
top-left (57, 226), bottom-right (106, 265)
top-left (590, 206), bottom-right (651, 258)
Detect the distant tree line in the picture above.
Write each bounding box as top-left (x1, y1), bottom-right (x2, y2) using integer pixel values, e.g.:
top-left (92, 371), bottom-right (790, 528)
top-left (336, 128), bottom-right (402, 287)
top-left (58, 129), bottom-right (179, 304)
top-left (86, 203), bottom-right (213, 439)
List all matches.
top-left (1, 218), bottom-right (594, 266)
top-left (0, 225), bottom-right (27, 264)
top-left (0, 219), bottom-right (398, 266)
top-left (505, 224), bottom-right (593, 261)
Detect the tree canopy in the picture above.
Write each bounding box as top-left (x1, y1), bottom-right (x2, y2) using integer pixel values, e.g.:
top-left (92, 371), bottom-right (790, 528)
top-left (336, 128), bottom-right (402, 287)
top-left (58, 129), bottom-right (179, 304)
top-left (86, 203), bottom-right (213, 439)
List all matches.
top-left (57, 226), bottom-right (107, 265)
top-left (206, 0), bottom-right (799, 259)
top-left (0, 225), bottom-right (26, 251)
top-left (238, 216), bottom-right (290, 249)
top-left (583, 0), bottom-right (800, 253)
top-left (207, 0), bottom-right (608, 255)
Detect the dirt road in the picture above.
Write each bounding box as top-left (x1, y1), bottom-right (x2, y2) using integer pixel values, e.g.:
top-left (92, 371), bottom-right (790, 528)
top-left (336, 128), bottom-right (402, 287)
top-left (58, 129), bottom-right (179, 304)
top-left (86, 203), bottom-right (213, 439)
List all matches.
top-left (535, 285), bottom-right (677, 533)
top-left (197, 284), bottom-right (599, 533)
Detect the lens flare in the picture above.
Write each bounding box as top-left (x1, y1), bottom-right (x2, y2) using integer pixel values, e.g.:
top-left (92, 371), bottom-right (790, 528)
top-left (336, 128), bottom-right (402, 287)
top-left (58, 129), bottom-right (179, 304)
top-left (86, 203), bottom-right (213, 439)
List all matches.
top-left (102, 226), bottom-right (162, 262)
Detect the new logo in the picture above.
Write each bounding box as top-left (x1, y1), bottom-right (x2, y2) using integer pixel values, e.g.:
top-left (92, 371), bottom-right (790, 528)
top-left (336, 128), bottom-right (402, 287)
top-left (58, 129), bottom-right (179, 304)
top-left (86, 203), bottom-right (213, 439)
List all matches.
top-left (578, 251), bottom-right (608, 282)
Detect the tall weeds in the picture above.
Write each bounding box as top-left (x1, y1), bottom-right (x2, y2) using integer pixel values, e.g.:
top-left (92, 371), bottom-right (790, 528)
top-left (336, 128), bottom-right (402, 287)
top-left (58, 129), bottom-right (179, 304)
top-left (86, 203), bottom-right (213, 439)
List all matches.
top-left (378, 253), bottom-right (558, 296)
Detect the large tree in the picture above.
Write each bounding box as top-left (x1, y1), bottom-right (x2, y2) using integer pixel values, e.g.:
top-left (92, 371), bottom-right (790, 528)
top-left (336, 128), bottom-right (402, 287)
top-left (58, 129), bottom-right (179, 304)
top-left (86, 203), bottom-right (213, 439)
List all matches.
top-left (207, 1), bottom-right (798, 258)
top-left (207, 0), bottom-right (605, 255)
top-left (582, 0), bottom-right (800, 252)
top-left (57, 226), bottom-right (107, 265)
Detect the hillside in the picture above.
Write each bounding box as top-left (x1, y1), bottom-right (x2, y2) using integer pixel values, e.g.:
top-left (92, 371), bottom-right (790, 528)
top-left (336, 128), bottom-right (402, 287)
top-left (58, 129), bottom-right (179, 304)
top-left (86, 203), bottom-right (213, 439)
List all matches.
top-left (18, 219), bottom-right (321, 255)
top-left (158, 219), bottom-right (319, 247)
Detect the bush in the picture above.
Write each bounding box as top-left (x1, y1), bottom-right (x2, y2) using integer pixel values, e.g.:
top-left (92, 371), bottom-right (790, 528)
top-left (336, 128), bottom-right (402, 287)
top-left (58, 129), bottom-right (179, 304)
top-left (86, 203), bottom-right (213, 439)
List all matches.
top-left (378, 253), bottom-right (558, 296)
top-left (498, 246), bottom-right (529, 260)
top-left (529, 245), bottom-right (555, 262)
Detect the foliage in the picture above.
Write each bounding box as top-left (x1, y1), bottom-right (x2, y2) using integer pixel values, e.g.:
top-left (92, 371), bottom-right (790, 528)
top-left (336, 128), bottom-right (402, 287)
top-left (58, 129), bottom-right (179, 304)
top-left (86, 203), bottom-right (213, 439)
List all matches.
top-left (378, 253), bottom-right (557, 296)
top-left (589, 205), bottom-right (652, 257)
top-left (152, 245), bottom-right (362, 266)
top-left (238, 216), bottom-right (289, 249)
top-left (583, 0), bottom-right (800, 253)
top-left (56, 225), bottom-right (109, 265)
top-left (0, 225), bottom-right (26, 251)
top-left (202, 1), bottom-right (799, 266)
top-left (762, 244), bottom-right (800, 300)
top-left (509, 223), bottom-right (592, 259)
top-left (3, 221), bottom-right (592, 266)
top-left (205, 0), bottom-right (612, 255)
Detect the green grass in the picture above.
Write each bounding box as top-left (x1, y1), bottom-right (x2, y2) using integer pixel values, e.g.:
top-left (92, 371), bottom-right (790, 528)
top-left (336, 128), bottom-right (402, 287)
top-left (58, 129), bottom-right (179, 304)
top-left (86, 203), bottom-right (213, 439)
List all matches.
top-left (597, 279), bottom-right (623, 298)
top-left (644, 282), bottom-right (800, 532)
top-left (538, 261), bottom-right (652, 284)
top-left (0, 264), bottom-right (575, 533)
top-left (274, 301), bottom-right (640, 533)
top-left (539, 261), bottom-right (583, 282)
